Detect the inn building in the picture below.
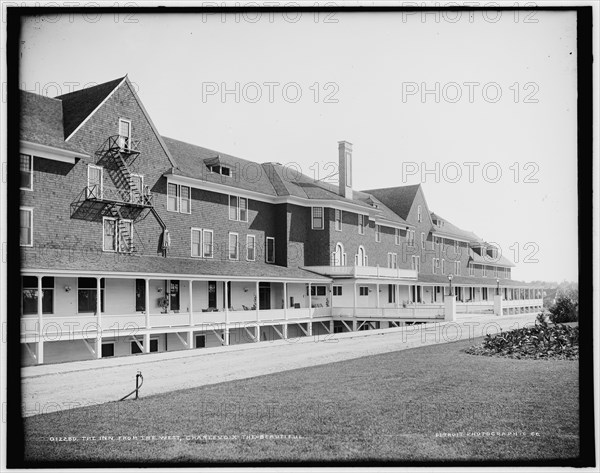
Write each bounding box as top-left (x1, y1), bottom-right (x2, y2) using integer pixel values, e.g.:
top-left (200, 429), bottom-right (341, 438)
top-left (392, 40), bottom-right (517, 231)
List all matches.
top-left (18, 76), bottom-right (544, 365)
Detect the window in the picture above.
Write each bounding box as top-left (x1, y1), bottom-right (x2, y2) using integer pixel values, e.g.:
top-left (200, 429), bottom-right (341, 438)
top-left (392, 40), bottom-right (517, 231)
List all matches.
top-left (229, 233), bottom-right (239, 260)
top-left (441, 259), bottom-right (445, 275)
top-left (101, 342), bottom-right (115, 358)
top-left (356, 246), bottom-right (367, 267)
top-left (483, 266), bottom-right (487, 277)
top-left (309, 285), bottom-right (327, 296)
top-left (388, 284), bottom-right (396, 303)
top-left (229, 195), bottom-right (248, 222)
top-left (20, 207), bottom-right (33, 247)
top-left (239, 197), bottom-right (248, 222)
top-left (468, 265), bottom-right (474, 276)
top-left (407, 229), bottom-right (415, 246)
top-left (359, 286), bottom-right (369, 296)
top-left (332, 242), bottom-right (346, 266)
top-left (266, 237), bottom-right (275, 263)
top-left (180, 186), bottom-right (191, 214)
top-left (78, 278), bottom-right (104, 313)
top-left (203, 229), bottom-right (214, 258)
top-left (118, 220), bottom-right (133, 253)
top-left (333, 286), bottom-right (343, 296)
top-left (87, 165), bottom-right (103, 199)
top-left (395, 228), bottom-right (401, 245)
top-left (455, 261), bottom-right (461, 275)
top-left (358, 215), bottom-right (367, 235)
top-left (209, 164), bottom-right (231, 176)
top-left (22, 276), bottom-right (54, 315)
top-left (103, 218), bottom-right (133, 253)
top-left (387, 253), bottom-right (398, 269)
top-left (334, 209), bottom-right (342, 231)
top-left (192, 228), bottom-right (214, 258)
top-left (421, 232), bottom-right (425, 249)
top-left (118, 118), bottom-right (131, 149)
top-left (130, 173), bottom-right (144, 204)
top-left (411, 255), bottom-right (420, 272)
top-left (435, 236), bottom-right (440, 248)
top-left (167, 183), bottom-right (179, 212)
top-left (103, 218), bottom-right (117, 252)
top-left (417, 205), bottom-right (422, 222)
top-left (312, 207), bottom-right (324, 230)
top-left (433, 258), bottom-right (439, 274)
top-left (375, 225), bottom-right (381, 242)
top-left (167, 184), bottom-right (191, 214)
top-left (246, 235), bottom-right (256, 261)
top-left (20, 154), bottom-right (33, 190)
top-left (191, 228), bottom-right (202, 257)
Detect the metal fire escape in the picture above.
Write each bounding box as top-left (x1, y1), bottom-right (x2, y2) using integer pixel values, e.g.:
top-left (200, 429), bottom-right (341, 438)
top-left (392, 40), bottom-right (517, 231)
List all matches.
top-left (70, 135), bottom-right (168, 255)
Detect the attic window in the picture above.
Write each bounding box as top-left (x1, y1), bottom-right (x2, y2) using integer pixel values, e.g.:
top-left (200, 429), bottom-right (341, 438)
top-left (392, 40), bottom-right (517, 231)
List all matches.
top-left (209, 164), bottom-right (231, 176)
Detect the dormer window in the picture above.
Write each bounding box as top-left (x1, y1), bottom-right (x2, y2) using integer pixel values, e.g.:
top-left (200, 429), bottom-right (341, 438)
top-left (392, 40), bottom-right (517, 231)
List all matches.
top-left (209, 164), bottom-right (231, 176)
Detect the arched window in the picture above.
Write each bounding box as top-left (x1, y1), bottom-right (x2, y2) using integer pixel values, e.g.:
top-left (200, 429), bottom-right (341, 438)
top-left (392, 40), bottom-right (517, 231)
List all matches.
top-left (356, 246), bottom-right (367, 266)
top-left (332, 242), bottom-right (345, 266)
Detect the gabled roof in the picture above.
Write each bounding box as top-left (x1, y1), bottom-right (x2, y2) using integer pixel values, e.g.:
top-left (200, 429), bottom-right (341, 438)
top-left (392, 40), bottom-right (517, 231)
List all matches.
top-left (20, 91), bottom-right (89, 155)
top-left (362, 184), bottom-right (420, 220)
top-left (430, 212), bottom-right (482, 242)
top-left (57, 77), bottom-right (125, 139)
top-left (353, 190), bottom-right (409, 226)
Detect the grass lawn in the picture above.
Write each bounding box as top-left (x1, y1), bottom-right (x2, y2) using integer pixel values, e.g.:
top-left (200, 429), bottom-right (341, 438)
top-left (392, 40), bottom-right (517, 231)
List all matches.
top-left (23, 336), bottom-right (579, 465)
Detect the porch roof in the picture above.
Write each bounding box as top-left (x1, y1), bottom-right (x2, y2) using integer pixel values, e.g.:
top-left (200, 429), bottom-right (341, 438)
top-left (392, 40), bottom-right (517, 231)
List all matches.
top-left (417, 273), bottom-right (539, 288)
top-left (20, 251), bottom-right (331, 283)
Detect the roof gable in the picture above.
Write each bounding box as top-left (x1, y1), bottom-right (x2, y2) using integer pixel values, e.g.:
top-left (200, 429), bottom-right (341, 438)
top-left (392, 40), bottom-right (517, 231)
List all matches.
top-left (57, 77), bottom-right (125, 139)
top-left (363, 184), bottom-right (420, 220)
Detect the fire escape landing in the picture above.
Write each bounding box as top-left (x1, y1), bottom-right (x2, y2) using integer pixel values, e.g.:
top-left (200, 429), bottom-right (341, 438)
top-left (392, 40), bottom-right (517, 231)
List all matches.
top-left (70, 135), bottom-right (168, 255)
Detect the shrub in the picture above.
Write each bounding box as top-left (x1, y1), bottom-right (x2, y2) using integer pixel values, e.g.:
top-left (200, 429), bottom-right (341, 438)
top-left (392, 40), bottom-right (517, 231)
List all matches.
top-left (548, 289), bottom-right (578, 324)
top-left (465, 318), bottom-right (578, 360)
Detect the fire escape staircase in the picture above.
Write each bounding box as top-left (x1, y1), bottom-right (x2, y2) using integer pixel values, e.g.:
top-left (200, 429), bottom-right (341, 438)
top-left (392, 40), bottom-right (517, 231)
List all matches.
top-left (70, 135), bottom-right (168, 255)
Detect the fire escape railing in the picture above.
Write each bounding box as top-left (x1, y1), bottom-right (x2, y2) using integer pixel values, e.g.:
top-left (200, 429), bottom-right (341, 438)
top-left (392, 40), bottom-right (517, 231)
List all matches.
top-left (76, 135), bottom-right (169, 255)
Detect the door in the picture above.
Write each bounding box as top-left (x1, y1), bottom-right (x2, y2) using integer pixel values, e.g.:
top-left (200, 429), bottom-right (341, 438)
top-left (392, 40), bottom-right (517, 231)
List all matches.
top-left (195, 335), bottom-right (206, 348)
top-left (87, 165), bottom-right (103, 199)
top-left (208, 281), bottom-right (217, 309)
top-left (170, 280), bottom-right (180, 311)
top-left (135, 279), bottom-right (145, 312)
top-left (259, 282), bottom-right (271, 310)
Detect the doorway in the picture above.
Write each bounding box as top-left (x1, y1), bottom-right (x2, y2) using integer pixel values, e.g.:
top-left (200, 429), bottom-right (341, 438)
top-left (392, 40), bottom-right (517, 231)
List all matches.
top-left (259, 282), bottom-right (271, 310)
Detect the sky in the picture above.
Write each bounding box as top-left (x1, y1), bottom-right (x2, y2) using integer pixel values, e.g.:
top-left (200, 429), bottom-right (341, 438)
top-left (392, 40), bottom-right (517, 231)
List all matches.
top-left (18, 8), bottom-right (579, 283)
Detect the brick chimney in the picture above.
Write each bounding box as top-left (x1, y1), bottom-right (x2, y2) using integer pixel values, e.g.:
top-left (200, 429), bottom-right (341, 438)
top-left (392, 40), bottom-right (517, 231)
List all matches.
top-left (338, 141), bottom-right (353, 199)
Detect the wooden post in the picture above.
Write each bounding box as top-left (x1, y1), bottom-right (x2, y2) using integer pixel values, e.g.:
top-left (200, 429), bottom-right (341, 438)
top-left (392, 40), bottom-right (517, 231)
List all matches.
top-left (256, 281), bottom-right (260, 321)
top-left (96, 277), bottom-right (102, 359)
top-left (189, 280), bottom-right (194, 326)
top-left (37, 276), bottom-right (44, 364)
top-left (145, 279), bottom-right (150, 330)
top-left (283, 282), bottom-right (288, 320)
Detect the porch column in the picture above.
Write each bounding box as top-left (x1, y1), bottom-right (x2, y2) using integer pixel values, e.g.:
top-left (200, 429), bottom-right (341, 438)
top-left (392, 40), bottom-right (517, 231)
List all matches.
top-left (376, 283), bottom-right (380, 309)
top-left (308, 282), bottom-right (312, 311)
top-left (224, 281), bottom-right (229, 323)
top-left (145, 279), bottom-right (150, 330)
top-left (395, 284), bottom-right (399, 309)
top-left (95, 277), bottom-right (102, 359)
top-left (188, 280), bottom-right (194, 326)
top-left (36, 276), bottom-right (44, 364)
top-left (256, 281), bottom-right (260, 321)
top-left (353, 281), bottom-right (357, 317)
top-left (283, 282), bottom-right (288, 320)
